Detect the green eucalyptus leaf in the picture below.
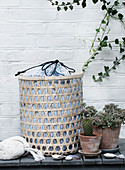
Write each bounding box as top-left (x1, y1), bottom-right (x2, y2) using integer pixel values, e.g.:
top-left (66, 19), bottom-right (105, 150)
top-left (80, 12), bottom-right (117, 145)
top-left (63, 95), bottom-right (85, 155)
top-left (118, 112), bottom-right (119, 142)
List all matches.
top-left (104, 72), bottom-right (109, 77)
top-left (62, 2), bottom-right (65, 5)
top-left (98, 72), bottom-right (103, 76)
top-left (107, 8), bottom-right (112, 14)
top-left (82, 0), bottom-right (86, 8)
top-left (115, 39), bottom-right (119, 44)
top-left (122, 37), bottom-right (125, 42)
top-left (118, 13), bottom-right (123, 20)
top-left (98, 77), bottom-right (103, 82)
top-left (112, 66), bottom-right (116, 70)
top-left (122, 55), bottom-right (125, 60)
top-left (109, 43), bottom-right (112, 49)
top-left (102, 4), bottom-right (106, 10)
top-left (92, 75), bottom-right (96, 81)
top-left (83, 68), bottom-right (85, 72)
top-left (98, 47), bottom-right (102, 51)
top-left (97, 38), bottom-right (101, 41)
top-left (57, 6), bottom-right (61, 11)
top-left (120, 48), bottom-right (124, 53)
top-left (64, 6), bottom-right (68, 11)
top-left (69, 5), bottom-right (73, 10)
top-left (102, 20), bottom-right (106, 24)
top-left (114, 0), bottom-right (119, 6)
top-left (66, 2), bottom-right (71, 5)
top-left (93, 52), bottom-right (99, 56)
top-left (96, 28), bottom-right (100, 32)
top-left (55, 1), bottom-right (58, 5)
top-left (103, 36), bottom-right (108, 40)
top-left (73, 0), bottom-right (79, 3)
top-left (107, 2), bottom-right (110, 5)
top-left (100, 40), bottom-right (107, 47)
top-left (112, 9), bottom-right (118, 15)
top-left (104, 66), bottom-right (110, 76)
top-left (92, 0), bottom-right (98, 4)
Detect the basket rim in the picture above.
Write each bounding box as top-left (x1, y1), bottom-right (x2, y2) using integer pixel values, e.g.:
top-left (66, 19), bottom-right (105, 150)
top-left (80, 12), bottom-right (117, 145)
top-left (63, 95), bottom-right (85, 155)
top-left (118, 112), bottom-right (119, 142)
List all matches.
top-left (18, 72), bottom-right (83, 80)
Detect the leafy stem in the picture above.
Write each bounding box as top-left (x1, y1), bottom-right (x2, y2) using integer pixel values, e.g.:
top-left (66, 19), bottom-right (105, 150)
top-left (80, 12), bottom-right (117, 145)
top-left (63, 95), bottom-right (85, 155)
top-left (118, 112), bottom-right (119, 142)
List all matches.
top-left (48, 0), bottom-right (125, 82)
top-left (92, 40), bottom-right (125, 82)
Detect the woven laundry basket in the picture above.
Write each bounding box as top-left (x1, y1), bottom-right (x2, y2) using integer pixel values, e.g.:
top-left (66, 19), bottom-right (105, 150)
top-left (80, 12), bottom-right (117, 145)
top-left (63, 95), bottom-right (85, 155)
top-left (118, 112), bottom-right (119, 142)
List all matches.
top-left (19, 72), bottom-right (83, 155)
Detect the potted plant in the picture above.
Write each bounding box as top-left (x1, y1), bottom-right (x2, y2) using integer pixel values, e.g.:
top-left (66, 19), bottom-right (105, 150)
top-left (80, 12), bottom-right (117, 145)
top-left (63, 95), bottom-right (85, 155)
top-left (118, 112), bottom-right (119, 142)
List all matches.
top-left (79, 112), bottom-right (102, 154)
top-left (82, 103), bottom-right (125, 149)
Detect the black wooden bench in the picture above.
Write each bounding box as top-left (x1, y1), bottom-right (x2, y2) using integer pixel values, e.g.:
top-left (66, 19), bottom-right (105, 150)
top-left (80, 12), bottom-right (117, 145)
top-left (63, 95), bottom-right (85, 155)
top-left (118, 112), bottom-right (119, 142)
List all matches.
top-left (0, 139), bottom-right (125, 170)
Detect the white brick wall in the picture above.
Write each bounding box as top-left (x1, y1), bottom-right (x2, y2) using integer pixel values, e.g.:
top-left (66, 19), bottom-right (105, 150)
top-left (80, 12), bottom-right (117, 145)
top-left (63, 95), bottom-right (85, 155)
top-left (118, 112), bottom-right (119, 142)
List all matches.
top-left (0, 0), bottom-right (125, 140)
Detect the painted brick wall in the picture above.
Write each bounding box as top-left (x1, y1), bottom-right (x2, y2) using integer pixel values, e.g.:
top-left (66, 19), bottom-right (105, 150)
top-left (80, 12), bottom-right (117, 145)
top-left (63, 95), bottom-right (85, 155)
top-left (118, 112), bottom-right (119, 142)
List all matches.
top-left (0, 0), bottom-right (125, 140)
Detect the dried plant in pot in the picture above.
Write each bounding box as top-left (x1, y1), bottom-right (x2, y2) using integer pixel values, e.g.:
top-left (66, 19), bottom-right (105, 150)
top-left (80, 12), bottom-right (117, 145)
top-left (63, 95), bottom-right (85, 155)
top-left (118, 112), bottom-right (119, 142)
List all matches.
top-left (82, 103), bottom-right (125, 150)
top-left (79, 118), bottom-right (102, 154)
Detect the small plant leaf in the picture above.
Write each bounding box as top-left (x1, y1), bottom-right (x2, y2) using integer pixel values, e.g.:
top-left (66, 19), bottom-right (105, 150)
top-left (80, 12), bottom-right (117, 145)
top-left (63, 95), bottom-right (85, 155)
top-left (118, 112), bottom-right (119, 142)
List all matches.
top-left (103, 36), bottom-right (108, 40)
top-left (115, 39), bottom-right (119, 44)
top-left (102, 4), bottom-right (106, 10)
top-left (118, 13), bottom-right (123, 20)
top-left (64, 6), bottom-right (68, 11)
top-left (114, 0), bottom-right (119, 6)
top-left (82, 0), bottom-right (86, 8)
top-left (57, 6), bottom-right (61, 11)
top-left (104, 66), bottom-right (110, 76)
top-left (122, 55), bottom-right (125, 60)
top-left (92, 0), bottom-right (98, 4)
top-left (112, 9), bottom-right (118, 15)
top-left (109, 43), bottom-right (112, 49)
top-left (102, 20), bottom-right (106, 24)
top-left (98, 47), bottom-right (102, 51)
top-left (55, 1), bottom-right (58, 5)
top-left (96, 28), bottom-right (100, 32)
top-left (62, 2), bottom-right (65, 5)
top-left (98, 72), bottom-right (103, 76)
top-left (92, 75), bottom-right (96, 81)
top-left (98, 76), bottom-right (103, 82)
top-left (120, 48), bottom-right (124, 53)
top-left (112, 66), bottom-right (116, 69)
top-left (69, 5), bottom-right (73, 10)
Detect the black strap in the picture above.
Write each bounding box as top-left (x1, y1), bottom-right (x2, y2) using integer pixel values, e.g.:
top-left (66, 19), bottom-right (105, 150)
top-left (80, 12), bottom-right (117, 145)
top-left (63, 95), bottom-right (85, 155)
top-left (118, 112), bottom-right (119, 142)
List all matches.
top-left (15, 60), bottom-right (75, 76)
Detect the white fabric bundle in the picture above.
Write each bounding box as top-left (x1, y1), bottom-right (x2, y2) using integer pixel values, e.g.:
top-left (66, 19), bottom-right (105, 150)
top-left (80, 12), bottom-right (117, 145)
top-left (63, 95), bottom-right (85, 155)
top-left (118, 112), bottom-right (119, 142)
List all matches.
top-left (0, 136), bottom-right (45, 161)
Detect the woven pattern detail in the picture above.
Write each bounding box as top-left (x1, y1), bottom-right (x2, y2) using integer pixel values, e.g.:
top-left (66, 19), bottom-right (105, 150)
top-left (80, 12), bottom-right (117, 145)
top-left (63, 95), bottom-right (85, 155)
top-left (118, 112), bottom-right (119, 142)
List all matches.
top-left (19, 73), bottom-right (83, 155)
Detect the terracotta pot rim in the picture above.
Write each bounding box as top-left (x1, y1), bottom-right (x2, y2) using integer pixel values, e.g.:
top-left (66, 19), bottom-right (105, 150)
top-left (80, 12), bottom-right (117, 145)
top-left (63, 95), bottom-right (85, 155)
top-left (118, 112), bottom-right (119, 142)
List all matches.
top-left (79, 132), bottom-right (102, 138)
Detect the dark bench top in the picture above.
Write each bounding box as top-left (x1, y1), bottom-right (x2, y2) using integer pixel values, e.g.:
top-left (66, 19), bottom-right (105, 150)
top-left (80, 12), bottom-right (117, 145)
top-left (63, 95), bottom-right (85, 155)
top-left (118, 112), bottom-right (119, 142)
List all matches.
top-left (0, 139), bottom-right (125, 170)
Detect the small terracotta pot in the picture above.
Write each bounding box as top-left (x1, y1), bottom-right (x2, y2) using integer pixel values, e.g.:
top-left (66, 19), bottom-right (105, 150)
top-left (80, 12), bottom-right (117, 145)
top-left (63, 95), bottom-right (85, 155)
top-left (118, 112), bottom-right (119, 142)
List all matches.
top-left (93, 126), bottom-right (121, 149)
top-left (79, 132), bottom-right (102, 153)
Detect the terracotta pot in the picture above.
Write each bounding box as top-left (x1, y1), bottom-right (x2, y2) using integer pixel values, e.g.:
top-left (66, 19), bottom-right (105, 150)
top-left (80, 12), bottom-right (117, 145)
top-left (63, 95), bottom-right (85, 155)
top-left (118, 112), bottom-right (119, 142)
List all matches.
top-left (79, 132), bottom-right (102, 153)
top-left (93, 126), bottom-right (121, 149)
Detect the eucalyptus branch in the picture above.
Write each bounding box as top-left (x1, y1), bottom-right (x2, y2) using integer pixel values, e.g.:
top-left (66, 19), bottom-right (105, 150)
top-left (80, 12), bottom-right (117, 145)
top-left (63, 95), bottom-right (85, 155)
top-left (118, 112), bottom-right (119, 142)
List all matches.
top-left (82, 13), bottom-right (110, 72)
top-left (93, 56), bottom-right (123, 82)
top-left (48, 0), bottom-right (81, 11)
top-left (90, 13), bottom-right (108, 51)
top-left (92, 40), bottom-right (125, 82)
top-left (48, 0), bottom-right (125, 82)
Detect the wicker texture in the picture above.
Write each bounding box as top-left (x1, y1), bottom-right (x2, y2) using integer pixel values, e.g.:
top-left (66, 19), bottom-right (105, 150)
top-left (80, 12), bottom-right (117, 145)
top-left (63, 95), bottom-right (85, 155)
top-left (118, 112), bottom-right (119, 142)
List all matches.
top-left (19, 72), bottom-right (83, 155)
